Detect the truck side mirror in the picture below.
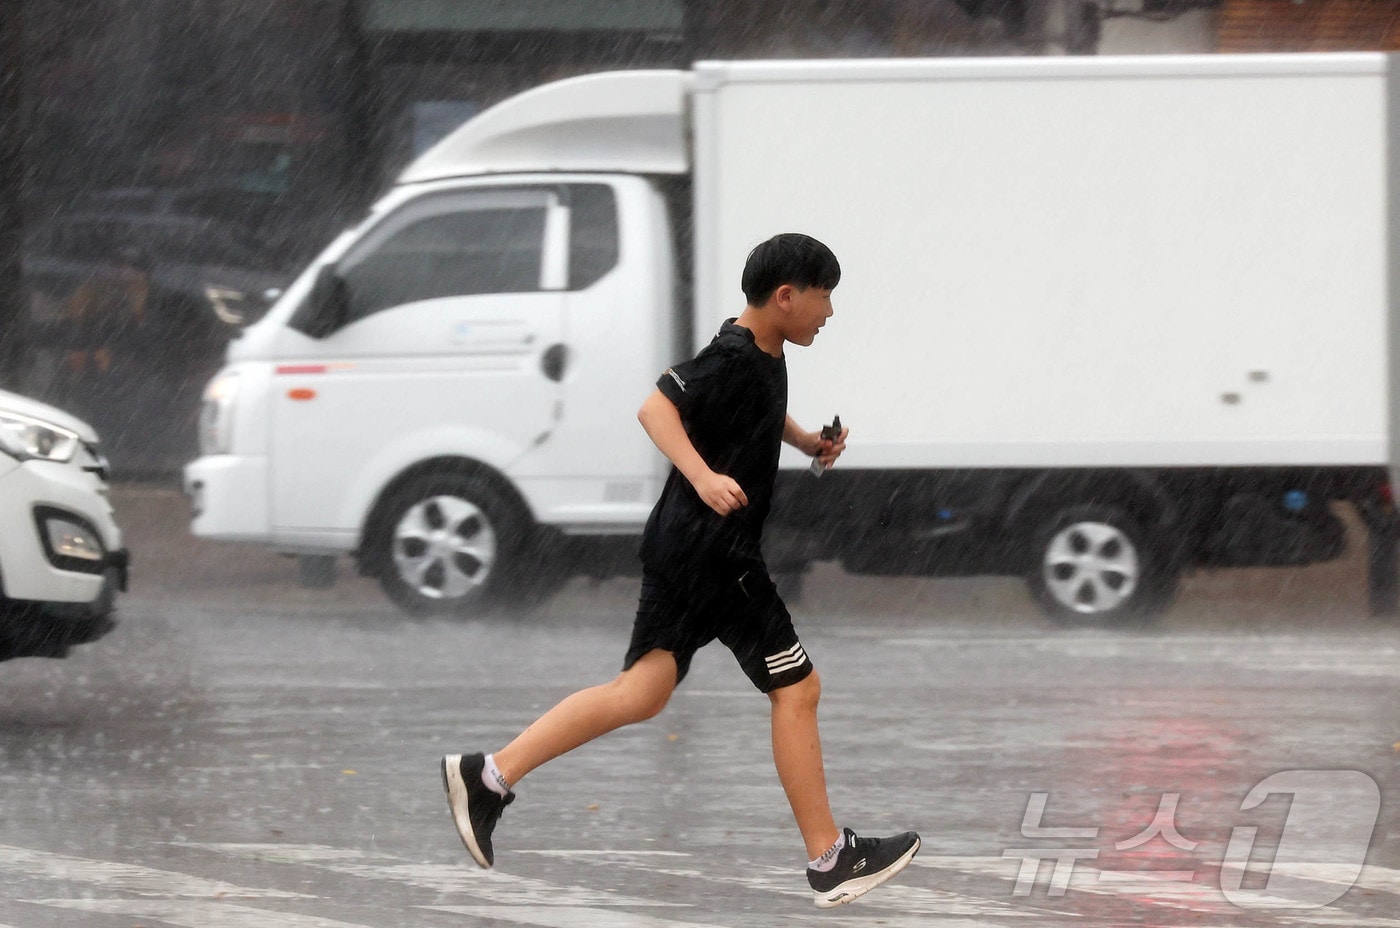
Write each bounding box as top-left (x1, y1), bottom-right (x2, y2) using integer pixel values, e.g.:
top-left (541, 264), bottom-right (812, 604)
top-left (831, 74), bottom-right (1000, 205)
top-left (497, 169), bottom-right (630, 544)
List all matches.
top-left (290, 264), bottom-right (350, 339)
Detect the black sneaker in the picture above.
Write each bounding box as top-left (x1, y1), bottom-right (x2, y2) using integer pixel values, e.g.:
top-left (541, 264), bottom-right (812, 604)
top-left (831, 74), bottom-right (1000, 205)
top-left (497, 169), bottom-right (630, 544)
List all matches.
top-left (441, 753), bottom-right (514, 868)
top-left (807, 827), bottom-right (921, 907)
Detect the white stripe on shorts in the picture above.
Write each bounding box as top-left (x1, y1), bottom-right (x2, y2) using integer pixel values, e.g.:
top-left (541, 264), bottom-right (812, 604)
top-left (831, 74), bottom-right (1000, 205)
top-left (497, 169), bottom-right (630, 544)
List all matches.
top-left (765, 643), bottom-right (808, 676)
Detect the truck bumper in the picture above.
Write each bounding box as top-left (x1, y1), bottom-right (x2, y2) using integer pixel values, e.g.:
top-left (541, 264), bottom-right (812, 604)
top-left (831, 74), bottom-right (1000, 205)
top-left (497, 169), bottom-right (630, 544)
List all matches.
top-left (184, 455), bottom-right (271, 541)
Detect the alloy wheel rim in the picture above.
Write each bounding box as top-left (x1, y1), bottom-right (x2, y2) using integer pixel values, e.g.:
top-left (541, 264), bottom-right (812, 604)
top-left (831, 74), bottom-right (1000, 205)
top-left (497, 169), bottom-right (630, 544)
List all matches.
top-left (392, 495), bottom-right (497, 600)
top-left (1043, 521), bottom-right (1140, 614)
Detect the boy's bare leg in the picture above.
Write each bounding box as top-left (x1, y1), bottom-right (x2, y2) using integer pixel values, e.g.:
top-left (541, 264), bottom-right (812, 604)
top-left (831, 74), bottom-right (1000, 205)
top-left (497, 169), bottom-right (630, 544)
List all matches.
top-left (492, 649), bottom-right (679, 785)
top-left (769, 670), bottom-right (841, 859)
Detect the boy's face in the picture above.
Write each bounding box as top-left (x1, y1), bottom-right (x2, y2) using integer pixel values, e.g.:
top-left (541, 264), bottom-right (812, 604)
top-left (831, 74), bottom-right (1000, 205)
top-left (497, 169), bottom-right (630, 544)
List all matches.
top-left (777, 284), bottom-right (834, 347)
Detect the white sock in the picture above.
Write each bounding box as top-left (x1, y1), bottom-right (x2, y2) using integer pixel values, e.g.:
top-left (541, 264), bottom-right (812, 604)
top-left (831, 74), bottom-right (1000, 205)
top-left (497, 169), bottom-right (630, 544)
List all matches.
top-left (481, 753), bottom-right (511, 797)
top-left (809, 831), bottom-right (846, 872)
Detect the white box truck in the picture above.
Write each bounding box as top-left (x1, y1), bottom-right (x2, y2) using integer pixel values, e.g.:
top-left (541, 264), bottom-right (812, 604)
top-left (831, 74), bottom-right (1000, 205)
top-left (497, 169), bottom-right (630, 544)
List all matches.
top-left (183, 53), bottom-right (1400, 625)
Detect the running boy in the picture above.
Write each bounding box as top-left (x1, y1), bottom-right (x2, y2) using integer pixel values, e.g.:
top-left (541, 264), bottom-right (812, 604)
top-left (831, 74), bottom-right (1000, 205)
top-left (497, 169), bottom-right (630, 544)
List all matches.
top-left (442, 233), bottom-right (920, 908)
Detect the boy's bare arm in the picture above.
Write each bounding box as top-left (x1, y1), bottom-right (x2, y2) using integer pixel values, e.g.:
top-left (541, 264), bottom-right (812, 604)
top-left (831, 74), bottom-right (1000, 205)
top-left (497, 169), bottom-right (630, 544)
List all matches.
top-left (783, 414), bottom-right (849, 467)
top-left (638, 389), bottom-right (749, 516)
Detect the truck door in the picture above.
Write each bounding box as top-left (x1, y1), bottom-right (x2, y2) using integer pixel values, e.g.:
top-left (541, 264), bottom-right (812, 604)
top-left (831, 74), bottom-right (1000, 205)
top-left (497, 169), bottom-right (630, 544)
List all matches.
top-left (504, 180), bottom-right (673, 529)
top-left (269, 186), bottom-right (568, 534)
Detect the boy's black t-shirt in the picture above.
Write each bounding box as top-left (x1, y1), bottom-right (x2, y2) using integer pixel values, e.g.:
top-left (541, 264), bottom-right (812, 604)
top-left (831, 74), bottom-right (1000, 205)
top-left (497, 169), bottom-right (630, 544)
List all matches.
top-left (640, 319), bottom-right (787, 581)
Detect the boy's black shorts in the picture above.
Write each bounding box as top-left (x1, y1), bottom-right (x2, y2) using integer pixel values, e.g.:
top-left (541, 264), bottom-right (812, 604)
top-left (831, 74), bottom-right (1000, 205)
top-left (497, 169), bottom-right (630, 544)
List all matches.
top-left (623, 567), bottom-right (813, 693)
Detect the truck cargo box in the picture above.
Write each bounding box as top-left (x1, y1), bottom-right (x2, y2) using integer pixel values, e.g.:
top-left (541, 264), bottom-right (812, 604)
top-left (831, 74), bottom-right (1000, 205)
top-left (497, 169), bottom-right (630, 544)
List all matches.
top-left (691, 55), bottom-right (1397, 473)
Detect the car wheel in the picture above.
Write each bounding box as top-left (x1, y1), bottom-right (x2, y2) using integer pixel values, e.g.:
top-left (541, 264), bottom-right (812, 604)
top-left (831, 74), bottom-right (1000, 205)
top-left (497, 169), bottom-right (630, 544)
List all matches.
top-left (1026, 504), bottom-right (1177, 626)
top-left (372, 473), bottom-right (531, 616)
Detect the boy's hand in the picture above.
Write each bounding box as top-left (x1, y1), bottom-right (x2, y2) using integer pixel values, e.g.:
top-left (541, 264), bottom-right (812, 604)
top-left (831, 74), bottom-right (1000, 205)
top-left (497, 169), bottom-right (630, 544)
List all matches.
top-left (783, 415), bottom-right (849, 469)
top-left (639, 390), bottom-right (746, 514)
top-left (692, 470), bottom-right (749, 516)
top-left (815, 426), bottom-right (849, 469)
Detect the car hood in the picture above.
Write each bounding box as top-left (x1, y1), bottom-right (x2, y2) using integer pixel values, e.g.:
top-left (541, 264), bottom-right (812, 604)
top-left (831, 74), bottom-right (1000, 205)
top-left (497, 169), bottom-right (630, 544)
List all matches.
top-left (0, 389), bottom-right (100, 443)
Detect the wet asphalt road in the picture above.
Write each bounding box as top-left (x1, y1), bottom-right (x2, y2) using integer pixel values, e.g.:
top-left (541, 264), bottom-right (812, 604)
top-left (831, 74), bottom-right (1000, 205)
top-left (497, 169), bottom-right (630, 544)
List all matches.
top-left (0, 484), bottom-right (1398, 928)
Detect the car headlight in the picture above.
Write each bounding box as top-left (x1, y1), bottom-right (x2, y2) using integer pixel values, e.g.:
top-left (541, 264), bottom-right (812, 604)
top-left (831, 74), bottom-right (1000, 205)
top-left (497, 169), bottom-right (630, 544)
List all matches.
top-left (205, 285), bottom-right (280, 327)
top-left (0, 410), bottom-right (81, 463)
top-left (199, 370), bottom-right (241, 455)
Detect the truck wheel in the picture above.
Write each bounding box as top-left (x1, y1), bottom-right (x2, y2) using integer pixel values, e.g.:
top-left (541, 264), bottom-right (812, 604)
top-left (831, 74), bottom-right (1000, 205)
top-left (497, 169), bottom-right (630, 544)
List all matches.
top-left (1026, 505), bottom-right (1175, 626)
top-left (372, 473), bottom-right (529, 616)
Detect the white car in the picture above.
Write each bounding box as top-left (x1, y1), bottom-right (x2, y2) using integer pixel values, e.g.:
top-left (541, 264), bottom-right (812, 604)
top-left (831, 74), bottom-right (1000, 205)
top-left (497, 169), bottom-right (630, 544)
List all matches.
top-left (0, 390), bottom-right (127, 660)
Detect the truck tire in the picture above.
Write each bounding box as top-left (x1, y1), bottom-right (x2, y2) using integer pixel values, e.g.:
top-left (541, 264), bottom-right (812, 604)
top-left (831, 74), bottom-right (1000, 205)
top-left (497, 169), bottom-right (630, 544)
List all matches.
top-left (371, 472), bottom-right (531, 616)
top-left (1026, 504), bottom-right (1176, 626)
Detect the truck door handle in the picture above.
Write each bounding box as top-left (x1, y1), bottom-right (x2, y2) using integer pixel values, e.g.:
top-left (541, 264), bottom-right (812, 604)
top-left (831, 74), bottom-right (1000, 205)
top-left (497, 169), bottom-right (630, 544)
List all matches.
top-left (541, 343), bottom-right (568, 382)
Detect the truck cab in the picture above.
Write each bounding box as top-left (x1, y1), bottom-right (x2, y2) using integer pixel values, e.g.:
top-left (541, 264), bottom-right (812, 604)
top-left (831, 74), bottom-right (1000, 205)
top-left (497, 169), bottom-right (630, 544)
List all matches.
top-left (186, 73), bottom-right (692, 613)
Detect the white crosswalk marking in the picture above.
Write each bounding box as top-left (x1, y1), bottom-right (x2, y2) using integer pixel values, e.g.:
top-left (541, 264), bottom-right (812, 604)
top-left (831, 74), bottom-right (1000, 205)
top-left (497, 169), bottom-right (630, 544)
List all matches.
top-left (915, 855), bottom-right (1400, 918)
top-left (182, 842), bottom-right (688, 907)
top-left (426, 906), bottom-right (732, 928)
top-left (712, 864), bottom-right (1037, 918)
top-left (30, 899), bottom-right (378, 928)
top-left (1094, 862), bottom-right (1400, 912)
top-left (516, 849), bottom-right (1037, 919)
top-left (0, 844), bottom-right (310, 899)
top-left (516, 850), bottom-right (691, 860)
top-left (1277, 915), bottom-right (1400, 927)
top-left (923, 854), bottom-right (1269, 912)
top-left (1250, 863), bottom-right (1400, 896)
top-left (4, 842), bottom-right (1400, 927)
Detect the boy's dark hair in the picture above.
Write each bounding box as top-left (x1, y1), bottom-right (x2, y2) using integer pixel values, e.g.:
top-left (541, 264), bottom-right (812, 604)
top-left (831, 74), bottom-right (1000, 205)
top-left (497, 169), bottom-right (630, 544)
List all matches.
top-left (741, 233), bottom-right (841, 307)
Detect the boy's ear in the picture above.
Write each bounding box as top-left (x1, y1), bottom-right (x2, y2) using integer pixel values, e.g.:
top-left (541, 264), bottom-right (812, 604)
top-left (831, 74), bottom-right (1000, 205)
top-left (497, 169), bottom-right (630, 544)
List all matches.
top-left (771, 283), bottom-right (795, 311)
